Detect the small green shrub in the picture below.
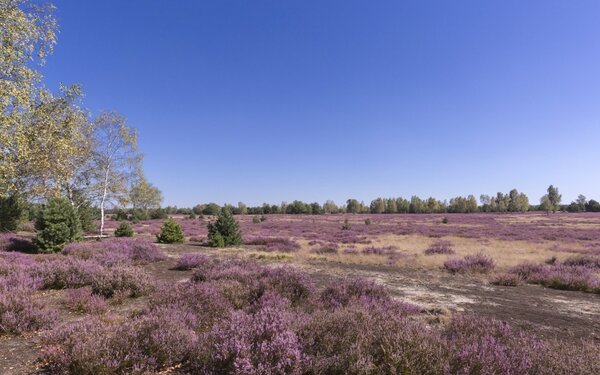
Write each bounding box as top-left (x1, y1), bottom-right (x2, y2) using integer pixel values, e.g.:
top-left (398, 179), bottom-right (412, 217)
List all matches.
top-left (156, 219), bottom-right (184, 244)
top-left (442, 217), bottom-right (449, 224)
top-left (35, 197), bottom-right (82, 252)
top-left (114, 222), bottom-right (134, 237)
top-left (252, 216), bottom-right (261, 224)
top-left (260, 215), bottom-right (267, 222)
top-left (341, 218), bottom-right (351, 230)
top-left (364, 218), bottom-right (372, 226)
top-left (207, 209), bottom-right (242, 248)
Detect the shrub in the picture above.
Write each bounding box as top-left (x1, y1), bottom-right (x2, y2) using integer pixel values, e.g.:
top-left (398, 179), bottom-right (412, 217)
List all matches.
top-left (490, 273), bottom-right (523, 287)
top-left (441, 217), bottom-right (449, 224)
top-left (35, 197), bottom-right (82, 252)
top-left (563, 255), bottom-right (600, 269)
top-left (0, 289), bottom-right (57, 334)
top-left (0, 194), bottom-right (25, 232)
top-left (0, 234), bottom-right (37, 253)
top-left (64, 288), bottom-right (108, 314)
top-left (252, 215), bottom-right (261, 224)
top-left (174, 253), bottom-right (210, 271)
top-left (114, 221), bottom-right (134, 237)
top-left (156, 219), bottom-right (184, 244)
top-left (245, 237), bottom-right (300, 252)
top-left (364, 218), bottom-right (372, 225)
top-left (341, 218), bottom-right (351, 230)
top-left (424, 240), bottom-right (455, 255)
top-left (207, 209), bottom-right (242, 247)
top-left (260, 215), bottom-right (267, 222)
top-left (444, 254), bottom-right (495, 274)
top-left (90, 266), bottom-right (153, 298)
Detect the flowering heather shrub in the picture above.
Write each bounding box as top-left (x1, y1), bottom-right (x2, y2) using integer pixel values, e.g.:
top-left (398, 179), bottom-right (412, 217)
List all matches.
top-left (33, 257), bottom-right (103, 290)
top-left (42, 309), bottom-right (197, 374)
top-left (192, 293), bottom-right (302, 374)
top-left (298, 304), bottom-right (448, 374)
top-left (444, 254), bottom-right (495, 274)
top-left (90, 265), bottom-right (153, 298)
top-left (173, 253), bottom-right (210, 270)
top-left (62, 238), bottom-right (166, 266)
top-left (0, 288), bottom-right (57, 334)
top-left (311, 243), bottom-right (339, 254)
top-left (362, 245), bottom-right (398, 255)
top-left (444, 314), bottom-right (547, 374)
top-left (490, 273), bottom-right (523, 287)
top-left (320, 278), bottom-right (392, 310)
top-left (424, 240), bottom-right (455, 255)
top-left (508, 263), bottom-right (600, 293)
top-left (563, 255), bottom-right (600, 269)
top-left (343, 247), bottom-right (359, 254)
top-left (64, 288), bottom-right (108, 314)
top-left (0, 233), bottom-right (37, 253)
top-left (245, 237), bottom-right (301, 252)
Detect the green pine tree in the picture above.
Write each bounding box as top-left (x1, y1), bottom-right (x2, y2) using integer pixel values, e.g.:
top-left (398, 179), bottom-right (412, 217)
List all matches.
top-left (35, 198), bottom-right (82, 252)
top-left (207, 209), bottom-right (242, 247)
top-left (156, 219), bottom-right (185, 243)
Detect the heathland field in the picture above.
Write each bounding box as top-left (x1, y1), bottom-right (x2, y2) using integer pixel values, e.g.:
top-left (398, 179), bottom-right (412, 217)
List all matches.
top-left (1, 213), bottom-right (599, 374)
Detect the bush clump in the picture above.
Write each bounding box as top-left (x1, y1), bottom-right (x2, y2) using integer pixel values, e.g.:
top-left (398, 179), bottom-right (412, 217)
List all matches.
top-left (207, 209), bottom-right (242, 248)
top-left (114, 221), bottom-right (134, 237)
top-left (425, 240), bottom-right (455, 255)
top-left (156, 219), bottom-right (184, 244)
top-left (0, 194), bottom-right (25, 232)
top-left (35, 198), bottom-right (82, 252)
top-left (444, 254), bottom-right (495, 274)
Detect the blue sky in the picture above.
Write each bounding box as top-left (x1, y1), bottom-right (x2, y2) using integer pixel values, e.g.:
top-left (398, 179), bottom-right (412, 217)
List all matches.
top-left (42, 1), bottom-right (600, 207)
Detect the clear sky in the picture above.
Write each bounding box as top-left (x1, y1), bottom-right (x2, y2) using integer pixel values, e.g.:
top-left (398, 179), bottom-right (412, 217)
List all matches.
top-left (42, 0), bottom-right (600, 207)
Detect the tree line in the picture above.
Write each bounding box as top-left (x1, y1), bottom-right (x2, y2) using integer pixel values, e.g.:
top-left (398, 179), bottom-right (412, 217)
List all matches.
top-left (161, 186), bottom-right (600, 216)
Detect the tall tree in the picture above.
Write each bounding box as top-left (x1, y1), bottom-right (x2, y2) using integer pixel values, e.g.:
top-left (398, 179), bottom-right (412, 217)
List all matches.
top-left (91, 112), bottom-right (140, 237)
top-left (546, 185), bottom-right (562, 213)
top-left (129, 170), bottom-right (163, 216)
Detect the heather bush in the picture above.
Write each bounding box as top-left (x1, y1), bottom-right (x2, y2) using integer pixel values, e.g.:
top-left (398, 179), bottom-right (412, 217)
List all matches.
top-left (311, 243), bottom-right (339, 254)
top-left (444, 254), bottom-right (495, 274)
top-left (508, 262), bottom-right (600, 293)
top-left (90, 265), bottom-right (153, 298)
top-left (320, 278), bottom-right (391, 310)
top-left (298, 305), bottom-right (448, 374)
top-left (62, 238), bottom-right (165, 266)
top-left (114, 221), bottom-right (134, 237)
top-left (208, 209), bottom-right (242, 247)
top-left (424, 240), bottom-right (455, 255)
top-left (64, 288), bottom-right (108, 314)
top-left (42, 309), bottom-right (197, 374)
top-left (174, 253), bottom-right (210, 270)
top-left (245, 237), bottom-right (300, 252)
top-left (563, 255), bottom-right (600, 269)
top-left (0, 288), bottom-right (57, 334)
top-left (156, 219), bottom-right (185, 243)
top-left (490, 273), bottom-right (523, 286)
top-left (35, 197), bottom-right (82, 252)
top-left (193, 293), bottom-right (302, 374)
top-left (444, 314), bottom-right (547, 374)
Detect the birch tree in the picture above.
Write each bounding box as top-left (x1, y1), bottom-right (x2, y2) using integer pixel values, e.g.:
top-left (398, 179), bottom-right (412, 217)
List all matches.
top-left (129, 169), bottom-right (163, 217)
top-left (92, 112), bottom-right (140, 237)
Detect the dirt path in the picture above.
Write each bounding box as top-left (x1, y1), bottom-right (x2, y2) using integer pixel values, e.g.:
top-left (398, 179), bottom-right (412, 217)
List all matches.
top-left (297, 260), bottom-right (600, 341)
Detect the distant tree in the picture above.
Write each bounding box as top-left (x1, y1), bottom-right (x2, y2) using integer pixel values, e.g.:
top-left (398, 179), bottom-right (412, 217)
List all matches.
top-left (539, 195), bottom-right (553, 213)
top-left (310, 202), bottom-right (323, 214)
top-left (585, 199), bottom-right (600, 212)
top-left (546, 185), bottom-right (562, 213)
top-left (370, 198), bottom-right (385, 214)
top-left (129, 170), bottom-right (163, 217)
top-left (480, 195), bottom-right (492, 212)
top-left (346, 199), bottom-right (360, 214)
top-left (576, 195), bottom-right (587, 211)
top-left (237, 202), bottom-right (248, 215)
top-left (385, 198), bottom-right (397, 214)
top-left (323, 200), bottom-right (338, 214)
top-left (409, 196), bottom-right (425, 213)
top-left (396, 198), bottom-right (410, 213)
top-left (202, 203), bottom-right (221, 216)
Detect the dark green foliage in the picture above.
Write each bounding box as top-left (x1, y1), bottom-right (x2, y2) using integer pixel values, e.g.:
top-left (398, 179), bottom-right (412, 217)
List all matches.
top-left (157, 219), bottom-right (184, 244)
top-left (442, 217), bottom-right (449, 224)
top-left (76, 202), bottom-right (99, 233)
top-left (113, 209), bottom-right (129, 221)
top-left (260, 215), bottom-right (267, 222)
top-left (188, 212), bottom-right (196, 219)
top-left (252, 215), bottom-right (261, 224)
top-left (364, 218), bottom-right (372, 226)
top-left (207, 209), bottom-right (242, 247)
top-left (0, 194), bottom-right (25, 232)
top-left (114, 222), bottom-right (134, 237)
top-left (585, 200), bottom-right (600, 212)
top-left (202, 203), bottom-right (221, 216)
top-left (35, 198), bottom-right (82, 252)
top-left (149, 208), bottom-right (168, 220)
